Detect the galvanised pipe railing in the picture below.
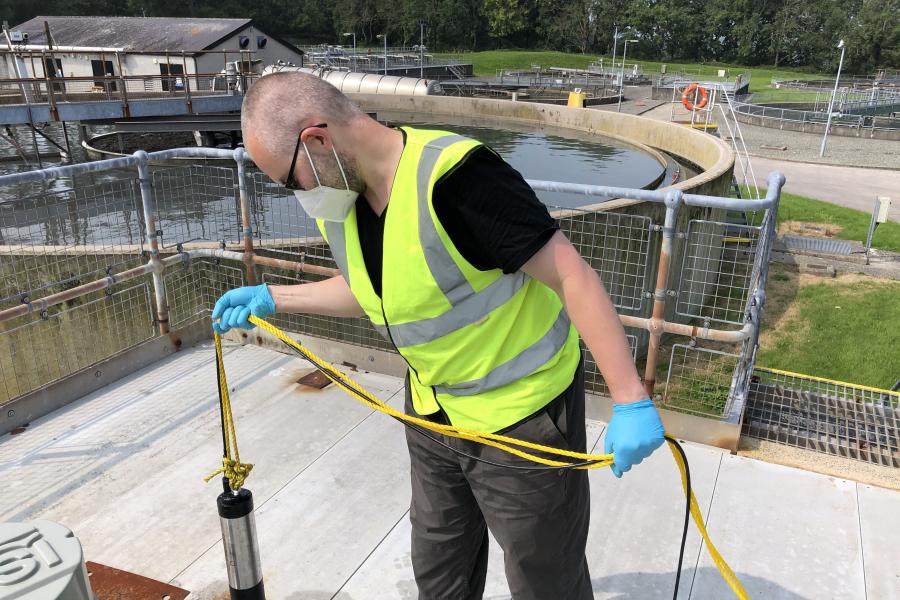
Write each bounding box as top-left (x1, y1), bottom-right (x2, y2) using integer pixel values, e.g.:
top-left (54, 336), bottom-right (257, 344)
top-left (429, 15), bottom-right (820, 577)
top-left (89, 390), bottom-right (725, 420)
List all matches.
top-left (0, 148), bottom-right (784, 423)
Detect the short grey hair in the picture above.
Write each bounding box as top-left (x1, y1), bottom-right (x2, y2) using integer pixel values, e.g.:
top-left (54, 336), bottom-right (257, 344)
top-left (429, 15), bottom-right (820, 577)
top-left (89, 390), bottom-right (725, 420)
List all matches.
top-left (241, 71), bottom-right (363, 157)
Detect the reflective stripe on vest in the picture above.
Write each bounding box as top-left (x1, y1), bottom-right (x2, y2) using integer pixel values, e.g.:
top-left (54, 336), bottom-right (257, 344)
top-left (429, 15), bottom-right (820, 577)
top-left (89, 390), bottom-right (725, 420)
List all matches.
top-left (416, 135), bottom-right (474, 305)
top-left (434, 307), bottom-right (571, 396)
top-left (325, 133), bottom-right (530, 348)
top-left (319, 127), bottom-right (579, 432)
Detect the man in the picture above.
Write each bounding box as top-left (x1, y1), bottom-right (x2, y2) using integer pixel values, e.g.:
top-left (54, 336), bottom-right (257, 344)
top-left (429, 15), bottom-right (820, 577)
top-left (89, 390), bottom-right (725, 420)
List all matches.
top-left (213, 71), bottom-right (665, 600)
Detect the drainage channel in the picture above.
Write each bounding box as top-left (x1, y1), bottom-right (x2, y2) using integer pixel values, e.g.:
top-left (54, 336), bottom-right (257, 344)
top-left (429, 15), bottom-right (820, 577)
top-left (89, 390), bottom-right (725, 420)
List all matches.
top-left (743, 380), bottom-right (900, 468)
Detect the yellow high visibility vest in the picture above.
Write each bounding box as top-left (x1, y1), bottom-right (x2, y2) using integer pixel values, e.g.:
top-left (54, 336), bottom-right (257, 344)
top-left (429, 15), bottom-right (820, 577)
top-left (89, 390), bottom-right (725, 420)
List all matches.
top-left (318, 127), bottom-right (580, 433)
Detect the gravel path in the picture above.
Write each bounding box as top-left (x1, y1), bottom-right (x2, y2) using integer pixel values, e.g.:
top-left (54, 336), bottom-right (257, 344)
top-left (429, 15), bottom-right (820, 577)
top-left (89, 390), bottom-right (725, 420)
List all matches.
top-left (634, 101), bottom-right (900, 217)
top-left (738, 121), bottom-right (900, 169)
top-left (739, 438), bottom-right (900, 490)
top-left (639, 101), bottom-right (900, 169)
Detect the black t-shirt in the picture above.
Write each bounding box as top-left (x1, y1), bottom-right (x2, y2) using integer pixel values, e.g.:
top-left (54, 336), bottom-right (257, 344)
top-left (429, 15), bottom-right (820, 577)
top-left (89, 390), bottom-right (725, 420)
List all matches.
top-left (356, 143), bottom-right (559, 296)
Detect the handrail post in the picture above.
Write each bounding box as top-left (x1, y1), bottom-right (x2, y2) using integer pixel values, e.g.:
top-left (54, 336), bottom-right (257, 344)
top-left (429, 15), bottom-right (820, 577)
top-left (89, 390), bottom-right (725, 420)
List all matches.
top-left (40, 51), bottom-right (59, 121)
top-left (642, 189), bottom-right (682, 397)
top-left (182, 50), bottom-right (193, 113)
top-left (135, 150), bottom-right (171, 335)
top-left (115, 51), bottom-right (130, 117)
top-left (234, 148), bottom-right (258, 286)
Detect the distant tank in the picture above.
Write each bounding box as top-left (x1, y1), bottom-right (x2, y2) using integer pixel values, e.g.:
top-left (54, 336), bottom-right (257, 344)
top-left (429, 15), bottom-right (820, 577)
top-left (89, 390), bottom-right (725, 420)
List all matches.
top-left (261, 64), bottom-right (443, 96)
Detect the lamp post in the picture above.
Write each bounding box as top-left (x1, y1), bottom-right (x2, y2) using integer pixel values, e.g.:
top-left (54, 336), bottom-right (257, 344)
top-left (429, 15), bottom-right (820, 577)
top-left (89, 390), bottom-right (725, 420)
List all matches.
top-left (820, 39), bottom-right (846, 158)
top-left (419, 21), bottom-right (425, 79)
top-left (617, 39), bottom-right (638, 112)
top-left (611, 25), bottom-right (619, 78)
top-left (342, 32), bottom-right (356, 72)
top-left (376, 34), bottom-right (387, 75)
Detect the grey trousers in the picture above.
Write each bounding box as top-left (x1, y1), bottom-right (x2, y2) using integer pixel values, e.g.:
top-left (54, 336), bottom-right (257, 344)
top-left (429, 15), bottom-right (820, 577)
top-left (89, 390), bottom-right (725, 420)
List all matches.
top-left (404, 362), bottom-right (592, 600)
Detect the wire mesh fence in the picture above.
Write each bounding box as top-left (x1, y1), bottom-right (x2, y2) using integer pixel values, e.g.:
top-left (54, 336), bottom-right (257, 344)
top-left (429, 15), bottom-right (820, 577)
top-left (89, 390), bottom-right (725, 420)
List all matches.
top-left (0, 283), bottom-right (154, 404)
top-left (744, 368), bottom-right (900, 467)
top-left (0, 177), bottom-right (145, 312)
top-left (661, 344), bottom-right (740, 418)
top-left (250, 171), bottom-right (324, 259)
top-left (153, 165), bottom-right (241, 249)
top-left (165, 259), bottom-right (245, 331)
top-left (0, 147), bottom-right (790, 455)
top-left (261, 271), bottom-right (393, 352)
top-left (676, 220), bottom-right (761, 325)
top-left (559, 209), bottom-right (652, 312)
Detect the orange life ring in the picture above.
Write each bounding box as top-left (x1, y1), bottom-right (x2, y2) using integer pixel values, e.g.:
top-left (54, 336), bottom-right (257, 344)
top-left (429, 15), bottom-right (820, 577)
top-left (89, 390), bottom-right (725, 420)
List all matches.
top-left (681, 83), bottom-right (709, 110)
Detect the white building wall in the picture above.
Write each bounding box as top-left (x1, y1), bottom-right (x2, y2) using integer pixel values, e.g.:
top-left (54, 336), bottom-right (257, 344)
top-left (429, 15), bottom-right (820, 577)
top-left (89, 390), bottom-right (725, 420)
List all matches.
top-left (197, 24), bottom-right (303, 74)
top-left (0, 51), bottom-right (201, 94)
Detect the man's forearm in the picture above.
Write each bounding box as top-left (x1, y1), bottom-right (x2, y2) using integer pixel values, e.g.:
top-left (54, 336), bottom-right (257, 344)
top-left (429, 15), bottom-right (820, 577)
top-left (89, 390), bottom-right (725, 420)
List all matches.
top-left (558, 260), bottom-right (648, 404)
top-left (269, 276), bottom-right (365, 318)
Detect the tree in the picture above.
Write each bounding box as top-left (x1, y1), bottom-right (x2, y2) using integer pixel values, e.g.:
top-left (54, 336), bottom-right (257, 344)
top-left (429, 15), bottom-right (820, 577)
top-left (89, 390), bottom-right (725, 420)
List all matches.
top-left (539, 0), bottom-right (600, 54)
top-left (845, 0), bottom-right (900, 72)
top-left (482, 0), bottom-right (530, 41)
top-left (332, 0), bottom-right (381, 44)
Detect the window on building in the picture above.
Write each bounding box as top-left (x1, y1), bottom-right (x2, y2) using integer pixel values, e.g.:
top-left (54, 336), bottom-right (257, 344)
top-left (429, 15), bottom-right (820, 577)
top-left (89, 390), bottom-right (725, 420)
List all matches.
top-left (90, 59), bottom-right (117, 92)
top-left (159, 63), bottom-right (185, 92)
top-left (44, 58), bottom-right (64, 92)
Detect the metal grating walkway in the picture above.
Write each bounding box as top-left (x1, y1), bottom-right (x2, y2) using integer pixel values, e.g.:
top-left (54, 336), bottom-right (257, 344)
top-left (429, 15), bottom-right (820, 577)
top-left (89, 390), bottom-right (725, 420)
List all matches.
top-left (778, 235), bottom-right (853, 255)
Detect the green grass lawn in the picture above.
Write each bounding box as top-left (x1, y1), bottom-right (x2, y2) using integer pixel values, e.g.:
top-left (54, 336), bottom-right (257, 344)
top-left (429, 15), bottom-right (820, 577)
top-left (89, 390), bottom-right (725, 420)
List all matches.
top-left (745, 187), bottom-right (900, 253)
top-left (439, 50), bottom-right (827, 92)
top-left (742, 187), bottom-right (900, 389)
top-left (757, 264), bottom-right (900, 389)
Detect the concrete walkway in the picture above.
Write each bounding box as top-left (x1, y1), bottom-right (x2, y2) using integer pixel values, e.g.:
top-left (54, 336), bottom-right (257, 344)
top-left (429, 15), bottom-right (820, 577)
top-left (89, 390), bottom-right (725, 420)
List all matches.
top-left (1, 342), bottom-right (898, 599)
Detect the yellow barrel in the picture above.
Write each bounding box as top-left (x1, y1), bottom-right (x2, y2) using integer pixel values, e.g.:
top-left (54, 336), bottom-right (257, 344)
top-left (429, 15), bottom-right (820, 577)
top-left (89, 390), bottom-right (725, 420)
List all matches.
top-left (567, 89), bottom-right (586, 108)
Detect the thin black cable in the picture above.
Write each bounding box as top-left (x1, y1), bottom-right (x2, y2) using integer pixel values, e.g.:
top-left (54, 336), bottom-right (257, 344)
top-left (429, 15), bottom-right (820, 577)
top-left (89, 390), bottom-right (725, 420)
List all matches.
top-left (270, 335), bottom-right (692, 598)
top-left (665, 436), bottom-right (691, 600)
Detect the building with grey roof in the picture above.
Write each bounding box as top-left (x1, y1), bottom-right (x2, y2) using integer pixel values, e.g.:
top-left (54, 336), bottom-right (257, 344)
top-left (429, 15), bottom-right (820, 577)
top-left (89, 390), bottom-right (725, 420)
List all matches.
top-left (2, 16), bottom-right (304, 91)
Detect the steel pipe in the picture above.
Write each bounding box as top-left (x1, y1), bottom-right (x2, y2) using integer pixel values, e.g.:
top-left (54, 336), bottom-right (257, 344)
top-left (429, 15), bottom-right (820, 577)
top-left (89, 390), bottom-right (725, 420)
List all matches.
top-left (0, 254), bottom-right (186, 324)
top-left (134, 151), bottom-right (170, 334)
top-left (186, 249), bottom-right (340, 279)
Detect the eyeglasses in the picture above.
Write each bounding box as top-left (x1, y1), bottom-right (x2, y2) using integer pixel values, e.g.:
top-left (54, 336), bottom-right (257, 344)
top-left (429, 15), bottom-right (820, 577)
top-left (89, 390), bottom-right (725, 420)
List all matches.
top-left (284, 123), bottom-right (327, 191)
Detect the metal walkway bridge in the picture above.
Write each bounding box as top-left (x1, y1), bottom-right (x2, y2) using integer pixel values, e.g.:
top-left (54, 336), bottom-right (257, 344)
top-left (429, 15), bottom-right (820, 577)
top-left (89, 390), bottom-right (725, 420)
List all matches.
top-left (0, 72), bottom-right (256, 126)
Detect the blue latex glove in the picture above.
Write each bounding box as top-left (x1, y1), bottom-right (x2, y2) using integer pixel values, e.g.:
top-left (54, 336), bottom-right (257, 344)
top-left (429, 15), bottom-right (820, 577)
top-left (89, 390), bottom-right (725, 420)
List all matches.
top-left (212, 284), bottom-right (276, 334)
top-left (603, 399), bottom-right (665, 478)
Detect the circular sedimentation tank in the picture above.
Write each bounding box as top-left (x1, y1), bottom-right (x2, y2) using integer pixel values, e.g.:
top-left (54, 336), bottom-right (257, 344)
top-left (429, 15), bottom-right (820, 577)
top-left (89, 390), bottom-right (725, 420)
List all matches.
top-left (10, 93), bottom-right (734, 246)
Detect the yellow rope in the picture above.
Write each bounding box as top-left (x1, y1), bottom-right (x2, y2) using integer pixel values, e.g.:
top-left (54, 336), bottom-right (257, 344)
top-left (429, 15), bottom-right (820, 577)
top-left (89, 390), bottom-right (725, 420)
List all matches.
top-left (215, 315), bottom-right (747, 599)
top-left (204, 333), bottom-right (253, 490)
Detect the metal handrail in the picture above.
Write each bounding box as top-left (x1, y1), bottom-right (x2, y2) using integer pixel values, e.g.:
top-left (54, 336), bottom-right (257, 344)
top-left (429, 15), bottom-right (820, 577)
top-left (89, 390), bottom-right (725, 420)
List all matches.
top-left (730, 99), bottom-right (900, 131)
top-left (0, 147), bottom-right (785, 425)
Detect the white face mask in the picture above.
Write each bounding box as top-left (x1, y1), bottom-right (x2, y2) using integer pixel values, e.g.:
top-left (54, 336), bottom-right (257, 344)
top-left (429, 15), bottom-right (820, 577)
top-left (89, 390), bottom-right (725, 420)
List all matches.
top-left (293, 142), bottom-right (359, 222)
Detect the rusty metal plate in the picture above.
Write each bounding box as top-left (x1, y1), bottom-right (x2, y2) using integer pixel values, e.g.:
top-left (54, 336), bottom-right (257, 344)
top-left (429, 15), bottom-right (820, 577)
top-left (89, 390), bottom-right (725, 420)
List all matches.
top-left (86, 561), bottom-right (190, 600)
top-left (297, 370), bottom-right (332, 389)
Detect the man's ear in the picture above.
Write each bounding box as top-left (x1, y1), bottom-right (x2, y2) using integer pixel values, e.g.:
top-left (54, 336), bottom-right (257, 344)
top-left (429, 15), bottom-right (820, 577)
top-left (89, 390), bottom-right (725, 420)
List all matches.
top-left (300, 125), bottom-right (330, 149)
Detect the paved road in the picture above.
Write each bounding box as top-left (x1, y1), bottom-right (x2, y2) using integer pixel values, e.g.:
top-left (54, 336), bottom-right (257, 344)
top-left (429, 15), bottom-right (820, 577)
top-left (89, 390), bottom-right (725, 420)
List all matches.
top-left (750, 156), bottom-right (900, 223)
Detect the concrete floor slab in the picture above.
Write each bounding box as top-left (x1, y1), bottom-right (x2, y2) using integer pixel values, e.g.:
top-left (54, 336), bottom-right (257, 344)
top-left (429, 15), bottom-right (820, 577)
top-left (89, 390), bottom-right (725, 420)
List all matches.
top-left (857, 483), bottom-right (900, 600)
top-left (587, 442), bottom-right (724, 600)
top-left (3, 344), bottom-right (898, 600)
top-left (691, 454), bottom-right (866, 600)
top-left (172, 391), bottom-right (410, 599)
top-left (0, 342), bottom-right (402, 585)
top-left (335, 421), bottom-right (606, 600)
